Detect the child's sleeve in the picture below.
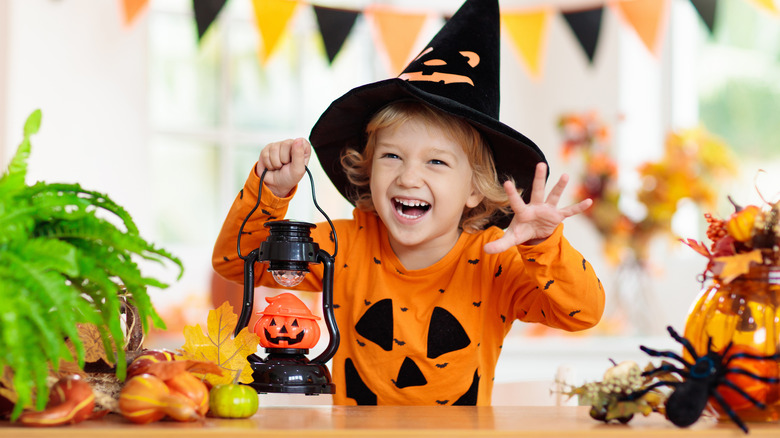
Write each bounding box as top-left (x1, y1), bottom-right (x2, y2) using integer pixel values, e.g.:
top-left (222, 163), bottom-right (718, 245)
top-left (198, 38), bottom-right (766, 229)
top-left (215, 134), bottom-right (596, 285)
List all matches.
top-left (508, 224), bottom-right (605, 331)
top-left (211, 166), bottom-right (296, 285)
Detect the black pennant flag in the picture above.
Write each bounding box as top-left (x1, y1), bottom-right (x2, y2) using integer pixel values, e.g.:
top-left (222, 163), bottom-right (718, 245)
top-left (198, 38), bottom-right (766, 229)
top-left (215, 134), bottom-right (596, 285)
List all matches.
top-left (313, 6), bottom-right (360, 64)
top-left (561, 7), bottom-right (604, 65)
top-left (193, 0), bottom-right (227, 41)
top-left (689, 0), bottom-right (717, 35)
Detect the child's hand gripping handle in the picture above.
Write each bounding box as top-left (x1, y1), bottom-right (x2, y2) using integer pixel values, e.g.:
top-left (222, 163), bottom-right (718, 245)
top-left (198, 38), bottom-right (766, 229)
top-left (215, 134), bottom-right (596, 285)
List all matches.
top-left (257, 137), bottom-right (312, 198)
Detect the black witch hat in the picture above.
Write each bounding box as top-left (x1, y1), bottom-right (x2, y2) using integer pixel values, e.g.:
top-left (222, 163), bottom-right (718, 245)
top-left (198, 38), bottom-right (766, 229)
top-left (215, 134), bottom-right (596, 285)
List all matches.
top-left (309, 0), bottom-right (547, 229)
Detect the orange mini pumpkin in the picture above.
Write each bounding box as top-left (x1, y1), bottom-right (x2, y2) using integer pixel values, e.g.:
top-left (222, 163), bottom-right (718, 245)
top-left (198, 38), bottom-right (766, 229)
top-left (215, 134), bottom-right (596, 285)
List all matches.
top-left (253, 293), bottom-right (321, 350)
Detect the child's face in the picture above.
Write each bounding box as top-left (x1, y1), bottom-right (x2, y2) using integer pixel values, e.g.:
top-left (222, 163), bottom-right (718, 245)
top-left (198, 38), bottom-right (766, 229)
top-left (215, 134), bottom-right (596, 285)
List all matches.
top-left (370, 117), bottom-right (484, 261)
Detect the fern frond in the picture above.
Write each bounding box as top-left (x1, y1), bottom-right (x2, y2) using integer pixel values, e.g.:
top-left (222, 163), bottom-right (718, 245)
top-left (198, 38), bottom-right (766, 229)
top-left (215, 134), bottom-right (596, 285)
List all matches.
top-left (35, 215), bottom-right (183, 279)
top-left (26, 182), bottom-right (139, 235)
top-left (0, 110), bottom-right (40, 193)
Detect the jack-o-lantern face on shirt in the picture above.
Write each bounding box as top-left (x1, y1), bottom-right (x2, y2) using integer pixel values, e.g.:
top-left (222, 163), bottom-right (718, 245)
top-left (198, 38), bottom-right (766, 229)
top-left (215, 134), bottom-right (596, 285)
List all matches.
top-left (342, 298), bottom-right (480, 405)
top-left (399, 47), bottom-right (480, 86)
top-left (253, 293), bottom-right (321, 350)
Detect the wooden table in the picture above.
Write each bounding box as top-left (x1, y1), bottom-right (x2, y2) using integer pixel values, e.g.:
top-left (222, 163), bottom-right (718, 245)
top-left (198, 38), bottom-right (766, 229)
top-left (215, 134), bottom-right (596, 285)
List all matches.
top-left (1, 406), bottom-right (778, 437)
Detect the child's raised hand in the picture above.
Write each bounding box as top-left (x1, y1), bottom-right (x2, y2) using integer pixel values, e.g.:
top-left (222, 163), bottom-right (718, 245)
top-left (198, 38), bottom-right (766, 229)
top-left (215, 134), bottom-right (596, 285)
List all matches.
top-left (483, 162), bottom-right (592, 254)
top-left (257, 137), bottom-right (311, 198)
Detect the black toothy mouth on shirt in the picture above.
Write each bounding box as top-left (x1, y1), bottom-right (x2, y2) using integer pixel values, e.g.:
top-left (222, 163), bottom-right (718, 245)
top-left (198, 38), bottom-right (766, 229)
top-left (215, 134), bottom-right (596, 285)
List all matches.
top-left (393, 198), bottom-right (431, 220)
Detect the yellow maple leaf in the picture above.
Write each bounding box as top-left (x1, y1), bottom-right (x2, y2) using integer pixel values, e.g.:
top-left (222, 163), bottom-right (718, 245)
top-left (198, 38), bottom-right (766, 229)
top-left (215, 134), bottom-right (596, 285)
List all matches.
top-left (179, 301), bottom-right (260, 386)
top-left (714, 250), bottom-right (763, 284)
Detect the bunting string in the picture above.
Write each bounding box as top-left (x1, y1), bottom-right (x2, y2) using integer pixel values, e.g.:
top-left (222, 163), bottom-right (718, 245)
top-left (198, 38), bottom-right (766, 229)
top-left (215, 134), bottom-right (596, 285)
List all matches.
top-left (123, 0), bottom-right (780, 78)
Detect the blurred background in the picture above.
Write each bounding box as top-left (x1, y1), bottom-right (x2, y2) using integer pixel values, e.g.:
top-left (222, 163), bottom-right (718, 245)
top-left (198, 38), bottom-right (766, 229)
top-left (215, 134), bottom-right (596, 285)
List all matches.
top-left (2, 0), bottom-right (780, 400)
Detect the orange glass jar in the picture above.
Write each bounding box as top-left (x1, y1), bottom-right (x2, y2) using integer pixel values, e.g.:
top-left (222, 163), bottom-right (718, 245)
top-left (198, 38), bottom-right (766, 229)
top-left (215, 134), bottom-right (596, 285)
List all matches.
top-left (683, 265), bottom-right (780, 422)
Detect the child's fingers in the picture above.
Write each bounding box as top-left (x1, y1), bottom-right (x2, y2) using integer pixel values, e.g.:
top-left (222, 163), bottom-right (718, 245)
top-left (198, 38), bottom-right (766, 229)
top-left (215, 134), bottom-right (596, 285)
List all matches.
top-left (545, 173), bottom-right (569, 206)
top-left (483, 235), bottom-right (512, 254)
top-left (274, 139), bottom-right (297, 168)
top-left (296, 138), bottom-right (313, 167)
top-left (529, 162), bottom-right (548, 205)
top-left (289, 138), bottom-right (310, 177)
top-left (259, 142), bottom-right (280, 171)
top-left (504, 180), bottom-right (526, 214)
top-left (560, 198), bottom-right (593, 218)
top-left (259, 138), bottom-right (299, 171)
top-left (484, 227), bottom-right (533, 254)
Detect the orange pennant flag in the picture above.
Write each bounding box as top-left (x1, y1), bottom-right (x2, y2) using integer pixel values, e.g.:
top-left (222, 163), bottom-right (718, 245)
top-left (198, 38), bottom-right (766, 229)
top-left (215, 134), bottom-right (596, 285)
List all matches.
top-left (611, 0), bottom-right (670, 57)
top-left (746, 0), bottom-right (779, 14)
top-left (121, 0), bottom-right (148, 26)
top-left (365, 6), bottom-right (429, 76)
top-left (251, 0), bottom-right (300, 64)
top-left (501, 8), bottom-right (551, 79)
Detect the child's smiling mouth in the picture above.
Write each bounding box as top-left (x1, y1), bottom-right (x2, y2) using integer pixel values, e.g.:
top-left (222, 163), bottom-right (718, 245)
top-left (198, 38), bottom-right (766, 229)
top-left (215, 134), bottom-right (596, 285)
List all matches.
top-left (393, 197), bottom-right (431, 220)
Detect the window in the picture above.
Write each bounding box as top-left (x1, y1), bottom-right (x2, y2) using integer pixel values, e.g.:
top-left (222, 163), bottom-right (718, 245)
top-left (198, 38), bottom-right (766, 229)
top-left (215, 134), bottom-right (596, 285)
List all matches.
top-left (695, 0), bottom-right (780, 207)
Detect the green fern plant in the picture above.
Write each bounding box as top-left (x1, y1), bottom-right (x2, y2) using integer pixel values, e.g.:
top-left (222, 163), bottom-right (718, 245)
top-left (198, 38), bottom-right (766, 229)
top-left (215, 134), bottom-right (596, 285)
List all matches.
top-left (0, 110), bottom-right (183, 419)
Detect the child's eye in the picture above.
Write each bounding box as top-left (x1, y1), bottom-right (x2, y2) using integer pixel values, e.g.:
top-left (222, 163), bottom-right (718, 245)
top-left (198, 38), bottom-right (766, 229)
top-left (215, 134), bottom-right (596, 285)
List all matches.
top-left (381, 153), bottom-right (400, 160)
top-left (429, 159), bottom-right (448, 166)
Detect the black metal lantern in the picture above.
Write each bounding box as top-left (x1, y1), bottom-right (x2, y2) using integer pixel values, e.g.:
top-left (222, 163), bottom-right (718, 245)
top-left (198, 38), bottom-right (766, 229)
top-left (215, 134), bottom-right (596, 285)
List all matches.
top-left (233, 167), bottom-right (339, 395)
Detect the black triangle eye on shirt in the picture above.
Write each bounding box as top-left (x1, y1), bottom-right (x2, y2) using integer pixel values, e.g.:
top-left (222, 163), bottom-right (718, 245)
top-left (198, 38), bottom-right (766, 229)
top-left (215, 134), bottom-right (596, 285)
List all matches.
top-left (427, 307), bottom-right (470, 358)
top-left (355, 298), bottom-right (394, 351)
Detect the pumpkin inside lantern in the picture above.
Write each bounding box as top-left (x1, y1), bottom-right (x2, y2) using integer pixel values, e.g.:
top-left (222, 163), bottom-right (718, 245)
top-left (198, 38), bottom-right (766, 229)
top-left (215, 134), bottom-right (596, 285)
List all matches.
top-left (254, 293), bottom-right (321, 350)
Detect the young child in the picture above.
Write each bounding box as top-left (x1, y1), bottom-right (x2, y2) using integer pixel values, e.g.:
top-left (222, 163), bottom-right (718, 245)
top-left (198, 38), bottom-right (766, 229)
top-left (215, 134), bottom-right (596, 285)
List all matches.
top-left (212, 0), bottom-right (604, 405)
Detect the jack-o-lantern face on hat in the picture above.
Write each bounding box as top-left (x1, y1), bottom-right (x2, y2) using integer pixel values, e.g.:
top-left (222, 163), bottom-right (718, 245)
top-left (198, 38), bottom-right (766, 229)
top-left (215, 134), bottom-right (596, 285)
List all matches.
top-left (399, 47), bottom-right (480, 86)
top-left (253, 293), bottom-right (321, 350)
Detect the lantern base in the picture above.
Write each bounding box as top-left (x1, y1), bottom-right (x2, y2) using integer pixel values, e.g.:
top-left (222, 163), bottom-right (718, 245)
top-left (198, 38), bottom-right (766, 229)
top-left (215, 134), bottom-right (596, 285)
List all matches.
top-left (246, 353), bottom-right (335, 395)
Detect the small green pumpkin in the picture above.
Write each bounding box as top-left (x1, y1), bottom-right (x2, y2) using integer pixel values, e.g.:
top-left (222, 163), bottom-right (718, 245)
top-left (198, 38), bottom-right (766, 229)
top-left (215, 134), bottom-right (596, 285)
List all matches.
top-left (208, 384), bottom-right (259, 418)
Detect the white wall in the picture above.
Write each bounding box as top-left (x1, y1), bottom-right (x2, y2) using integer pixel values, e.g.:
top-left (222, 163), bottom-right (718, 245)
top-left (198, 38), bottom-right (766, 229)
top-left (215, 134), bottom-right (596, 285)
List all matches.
top-left (1, 0), bottom-right (153, 233)
top-left (0, 0), bottom-right (9, 164)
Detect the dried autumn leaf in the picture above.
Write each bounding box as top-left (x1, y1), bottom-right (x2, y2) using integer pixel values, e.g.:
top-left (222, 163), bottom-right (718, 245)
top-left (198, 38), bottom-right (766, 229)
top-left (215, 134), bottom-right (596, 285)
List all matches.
top-left (714, 250), bottom-right (763, 284)
top-left (76, 323), bottom-right (113, 364)
top-left (60, 323), bottom-right (114, 373)
top-left (178, 301), bottom-right (260, 386)
top-left (679, 238), bottom-right (711, 259)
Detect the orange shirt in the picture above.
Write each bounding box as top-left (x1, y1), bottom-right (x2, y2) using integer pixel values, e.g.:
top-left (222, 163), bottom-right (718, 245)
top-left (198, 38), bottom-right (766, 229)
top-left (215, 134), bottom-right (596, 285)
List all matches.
top-left (213, 168), bottom-right (605, 405)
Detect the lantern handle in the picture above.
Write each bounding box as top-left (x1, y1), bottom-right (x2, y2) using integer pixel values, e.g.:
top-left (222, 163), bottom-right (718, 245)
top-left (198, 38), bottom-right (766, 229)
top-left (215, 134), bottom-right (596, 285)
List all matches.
top-left (238, 167), bottom-right (338, 260)
top-left (311, 250), bottom-right (339, 365)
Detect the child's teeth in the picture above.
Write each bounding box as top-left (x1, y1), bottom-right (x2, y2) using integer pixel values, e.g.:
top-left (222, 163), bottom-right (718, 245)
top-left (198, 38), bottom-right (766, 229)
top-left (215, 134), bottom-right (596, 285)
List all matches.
top-left (395, 198), bottom-right (429, 207)
top-left (394, 198), bottom-right (430, 219)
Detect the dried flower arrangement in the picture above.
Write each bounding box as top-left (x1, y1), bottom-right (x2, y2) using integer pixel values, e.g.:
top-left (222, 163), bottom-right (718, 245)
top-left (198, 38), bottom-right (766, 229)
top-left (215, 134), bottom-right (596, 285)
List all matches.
top-left (558, 360), bottom-right (670, 424)
top-left (558, 111), bottom-right (737, 264)
top-left (682, 195), bottom-right (779, 283)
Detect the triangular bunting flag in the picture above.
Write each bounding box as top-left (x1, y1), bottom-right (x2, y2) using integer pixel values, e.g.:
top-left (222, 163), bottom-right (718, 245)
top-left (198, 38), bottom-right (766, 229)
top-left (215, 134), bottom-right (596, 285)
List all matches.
top-left (561, 7), bottom-right (604, 64)
top-left (612, 0), bottom-right (670, 57)
top-left (501, 8), bottom-right (551, 79)
top-left (365, 6), bottom-right (429, 75)
top-left (313, 6), bottom-right (360, 65)
top-left (121, 0), bottom-right (148, 26)
top-left (746, 0), bottom-right (779, 14)
top-left (689, 0), bottom-right (718, 34)
top-left (193, 0), bottom-right (227, 41)
top-left (251, 0), bottom-right (300, 64)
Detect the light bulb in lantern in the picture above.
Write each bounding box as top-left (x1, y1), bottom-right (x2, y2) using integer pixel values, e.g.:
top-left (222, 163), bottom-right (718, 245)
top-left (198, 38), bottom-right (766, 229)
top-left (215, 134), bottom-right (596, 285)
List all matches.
top-left (271, 269), bottom-right (307, 287)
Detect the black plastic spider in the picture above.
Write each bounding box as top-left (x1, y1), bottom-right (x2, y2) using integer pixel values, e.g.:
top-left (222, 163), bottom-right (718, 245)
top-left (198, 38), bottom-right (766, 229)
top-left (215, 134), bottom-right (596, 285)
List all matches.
top-left (629, 325), bottom-right (780, 434)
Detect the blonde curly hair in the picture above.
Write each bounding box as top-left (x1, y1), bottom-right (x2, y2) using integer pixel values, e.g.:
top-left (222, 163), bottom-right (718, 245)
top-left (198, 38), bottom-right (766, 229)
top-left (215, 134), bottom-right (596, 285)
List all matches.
top-left (340, 100), bottom-right (515, 232)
